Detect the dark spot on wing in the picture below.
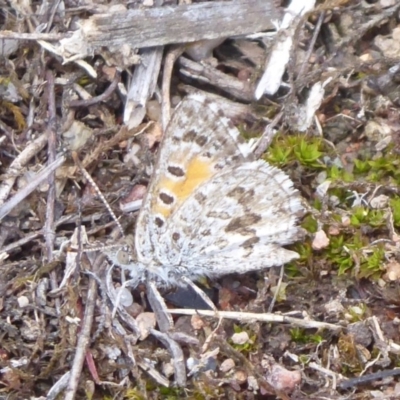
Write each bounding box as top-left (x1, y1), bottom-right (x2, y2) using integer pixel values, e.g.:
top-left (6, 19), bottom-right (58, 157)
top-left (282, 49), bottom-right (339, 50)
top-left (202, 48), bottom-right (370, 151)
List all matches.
top-left (242, 236), bottom-right (260, 249)
top-left (204, 99), bottom-right (212, 108)
top-left (183, 129), bottom-right (197, 142)
top-left (227, 186), bottom-right (245, 198)
top-left (194, 192), bottom-right (207, 203)
top-left (172, 232), bottom-right (180, 241)
top-left (225, 213), bottom-right (262, 233)
top-left (159, 192), bottom-right (174, 205)
top-left (195, 135), bottom-right (208, 146)
top-left (227, 187), bottom-right (255, 204)
top-left (206, 211), bottom-right (230, 220)
top-left (167, 165), bottom-right (185, 177)
top-left (155, 217), bottom-right (164, 227)
top-left (231, 154), bottom-right (242, 163)
top-left (211, 142), bottom-right (222, 152)
top-left (239, 189), bottom-right (255, 204)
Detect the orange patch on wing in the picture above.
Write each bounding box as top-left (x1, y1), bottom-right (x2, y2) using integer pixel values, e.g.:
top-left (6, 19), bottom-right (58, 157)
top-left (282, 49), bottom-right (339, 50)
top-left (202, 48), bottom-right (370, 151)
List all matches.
top-left (154, 157), bottom-right (213, 218)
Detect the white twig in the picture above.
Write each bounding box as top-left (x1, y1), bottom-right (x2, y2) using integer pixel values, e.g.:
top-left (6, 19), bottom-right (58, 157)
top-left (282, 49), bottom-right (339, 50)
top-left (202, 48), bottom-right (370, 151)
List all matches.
top-left (168, 309), bottom-right (342, 331)
top-left (255, 0), bottom-right (316, 98)
top-left (0, 155), bottom-right (66, 220)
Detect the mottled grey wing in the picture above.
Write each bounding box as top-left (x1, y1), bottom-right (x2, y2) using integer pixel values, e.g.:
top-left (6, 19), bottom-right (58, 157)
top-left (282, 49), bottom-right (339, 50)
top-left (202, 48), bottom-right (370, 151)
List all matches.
top-left (135, 93), bottom-right (254, 264)
top-left (157, 160), bottom-right (304, 280)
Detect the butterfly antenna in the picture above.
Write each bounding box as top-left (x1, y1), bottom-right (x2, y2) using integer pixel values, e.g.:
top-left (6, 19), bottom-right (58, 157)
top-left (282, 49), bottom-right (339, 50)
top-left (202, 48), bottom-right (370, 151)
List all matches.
top-left (71, 151), bottom-right (125, 236)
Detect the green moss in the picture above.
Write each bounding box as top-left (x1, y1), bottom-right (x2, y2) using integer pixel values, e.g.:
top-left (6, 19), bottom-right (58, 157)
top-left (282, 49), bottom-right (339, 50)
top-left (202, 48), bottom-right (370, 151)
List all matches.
top-left (158, 387), bottom-right (185, 398)
top-left (326, 234), bottom-right (363, 275)
top-left (353, 159), bottom-right (371, 174)
top-left (267, 143), bottom-right (293, 165)
top-left (123, 389), bottom-right (147, 400)
top-left (292, 136), bottom-right (324, 167)
top-left (358, 246), bottom-right (385, 279)
top-left (327, 164), bottom-right (354, 182)
top-left (325, 232), bottom-right (385, 278)
top-left (265, 134), bottom-right (325, 168)
top-left (346, 303), bottom-right (368, 322)
top-left (312, 198), bottom-right (323, 211)
top-left (302, 215), bottom-right (318, 233)
top-left (390, 197), bottom-right (400, 227)
top-left (350, 206), bottom-right (385, 228)
top-left (290, 328), bottom-right (323, 344)
top-left (286, 242), bottom-right (313, 276)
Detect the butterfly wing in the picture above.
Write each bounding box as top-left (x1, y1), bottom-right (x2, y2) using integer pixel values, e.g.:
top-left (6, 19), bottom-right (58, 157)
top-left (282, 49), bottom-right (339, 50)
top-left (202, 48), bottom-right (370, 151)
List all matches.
top-left (158, 160), bottom-right (304, 280)
top-left (135, 94), bottom-right (254, 264)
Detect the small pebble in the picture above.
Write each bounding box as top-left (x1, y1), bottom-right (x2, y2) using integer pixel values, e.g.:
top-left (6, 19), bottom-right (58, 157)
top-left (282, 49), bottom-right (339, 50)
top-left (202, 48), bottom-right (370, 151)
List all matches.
top-left (117, 287), bottom-right (133, 307)
top-left (17, 296), bottom-right (29, 308)
top-left (231, 331), bottom-right (249, 345)
top-left (220, 358), bottom-right (235, 373)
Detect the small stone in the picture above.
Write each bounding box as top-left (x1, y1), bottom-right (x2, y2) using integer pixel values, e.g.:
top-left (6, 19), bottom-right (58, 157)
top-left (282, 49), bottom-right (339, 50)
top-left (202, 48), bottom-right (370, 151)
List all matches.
top-left (234, 369), bottom-right (248, 384)
top-left (341, 216), bottom-right (351, 226)
top-left (312, 230), bottom-right (330, 250)
top-left (146, 100), bottom-right (161, 121)
top-left (126, 302), bottom-right (143, 318)
top-left (191, 314), bottom-right (205, 330)
top-left (324, 299), bottom-right (345, 315)
top-left (220, 358), bottom-right (235, 373)
top-left (383, 261), bottom-right (400, 282)
top-left (328, 225), bottom-right (340, 236)
top-left (162, 362), bottom-right (175, 377)
top-left (231, 331), bottom-right (249, 345)
top-left (247, 375), bottom-right (259, 392)
top-left (136, 312), bottom-right (156, 340)
top-left (17, 296), bottom-right (29, 308)
top-left (265, 363), bottom-right (301, 393)
top-left (116, 287), bottom-right (133, 307)
top-left (370, 194), bottom-right (389, 209)
top-left (347, 322), bottom-right (372, 347)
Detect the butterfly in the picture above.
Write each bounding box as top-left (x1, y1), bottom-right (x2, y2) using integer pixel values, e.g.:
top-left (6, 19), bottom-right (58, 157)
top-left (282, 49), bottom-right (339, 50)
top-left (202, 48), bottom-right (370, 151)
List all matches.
top-left (106, 93), bottom-right (304, 290)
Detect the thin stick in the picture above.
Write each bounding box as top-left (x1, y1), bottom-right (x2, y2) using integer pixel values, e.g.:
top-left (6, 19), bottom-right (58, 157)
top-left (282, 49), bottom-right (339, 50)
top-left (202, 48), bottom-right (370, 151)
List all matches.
top-left (297, 11), bottom-right (325, 79)
top-left (0, 30), bottom-right (68, 41)
top-left (44, 71), bottom-right (61, 314)
top-left (161, 46), bottom-right (185, 131)
top-left (253, 111), bottom-right (283, 158)
top-left (168, 309), bottom-right (342, 331)
top-left (64, 254), bottom-right (103, 400)
top-left (268, 265), bottom-right (284, 313)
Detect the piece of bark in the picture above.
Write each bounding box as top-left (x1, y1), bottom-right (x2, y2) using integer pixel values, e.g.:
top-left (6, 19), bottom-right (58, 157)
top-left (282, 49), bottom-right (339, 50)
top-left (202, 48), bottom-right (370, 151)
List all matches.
top-left (60, 0), bottom-right (280, 58)
top-left (255, 0), bottom-right (316, 98)
top-left (178, 56), bottom-right (255, 102)
top-left (124, 46), bottom-right (164, 129)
